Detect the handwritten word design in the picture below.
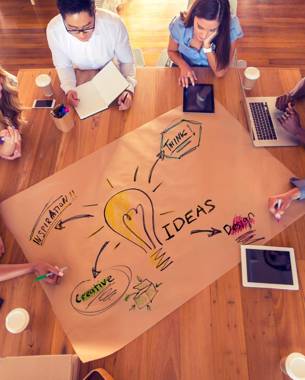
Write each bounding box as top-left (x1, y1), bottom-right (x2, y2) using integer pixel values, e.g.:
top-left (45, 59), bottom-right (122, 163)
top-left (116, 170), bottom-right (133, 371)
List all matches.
top-left (191, 212), bottom-right (265, 245)
top-left (223, 213), bottom-right (255, 235)
top-left (71, 265), bottom-right (132, 316)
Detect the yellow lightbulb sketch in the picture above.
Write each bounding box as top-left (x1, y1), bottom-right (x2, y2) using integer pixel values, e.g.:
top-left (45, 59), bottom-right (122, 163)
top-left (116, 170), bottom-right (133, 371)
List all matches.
top-left (104, 188), bottom-right (173, 271)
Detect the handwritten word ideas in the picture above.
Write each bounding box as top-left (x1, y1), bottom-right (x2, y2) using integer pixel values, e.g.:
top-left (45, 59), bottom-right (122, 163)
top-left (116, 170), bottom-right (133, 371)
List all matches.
top-left (162, 199), bottom-right (216, 241)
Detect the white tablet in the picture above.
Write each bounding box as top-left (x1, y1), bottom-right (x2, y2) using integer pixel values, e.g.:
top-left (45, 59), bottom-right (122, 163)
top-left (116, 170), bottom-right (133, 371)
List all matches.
top-left (240, 245), bottom-right (299, 290)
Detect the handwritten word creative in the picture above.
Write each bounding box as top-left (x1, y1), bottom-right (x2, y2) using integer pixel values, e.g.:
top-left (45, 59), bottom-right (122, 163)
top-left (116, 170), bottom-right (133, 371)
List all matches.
top-left (70, 266), bottom-right (132, 315)
top-left (162, 199), bottom-right (216, 241)
top-left (75, 275), bottom-right (114, 303)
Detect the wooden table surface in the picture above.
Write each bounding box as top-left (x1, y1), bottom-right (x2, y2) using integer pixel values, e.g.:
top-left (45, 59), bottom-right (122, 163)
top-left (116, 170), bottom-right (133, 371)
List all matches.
top-left (0, 67), bottom-right (305, 380)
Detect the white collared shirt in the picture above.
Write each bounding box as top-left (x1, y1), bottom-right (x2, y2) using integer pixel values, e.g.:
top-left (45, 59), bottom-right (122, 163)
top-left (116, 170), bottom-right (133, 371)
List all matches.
top-left (46, 9), bottom-right (136, 94)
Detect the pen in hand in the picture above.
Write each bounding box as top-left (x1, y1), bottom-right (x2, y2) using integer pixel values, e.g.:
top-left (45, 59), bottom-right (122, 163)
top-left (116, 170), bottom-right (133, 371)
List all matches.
top-left (34, 266), bottom-right (68, 282)
top-left (273, 199), bottom-right (282, 221)
top-left (122, 92), bottom-right (129, 104)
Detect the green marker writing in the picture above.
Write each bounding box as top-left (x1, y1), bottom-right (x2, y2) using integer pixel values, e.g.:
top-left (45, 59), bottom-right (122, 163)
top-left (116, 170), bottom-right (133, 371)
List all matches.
top-left (34, 266), bottom-right (68, 282)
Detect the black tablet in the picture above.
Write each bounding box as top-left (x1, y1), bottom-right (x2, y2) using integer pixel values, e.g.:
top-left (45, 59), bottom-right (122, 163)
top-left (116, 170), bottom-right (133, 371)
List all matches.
top-left (183, 84), bottom-right (214, 113)
top-left (241, 245), bottom-right (299, 290)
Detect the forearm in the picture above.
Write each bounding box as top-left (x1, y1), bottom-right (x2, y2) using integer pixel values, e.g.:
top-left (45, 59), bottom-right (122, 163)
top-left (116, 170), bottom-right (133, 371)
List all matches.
top-left (56, 67), bottom-right (77, 94)
top-left (0, 263), bottom-right (34, 282)
top-left (295, 128), bottom-right (305, 145)
top-left (168, 50), bottom-right (187, 68)
top-left (290, 78), bottom-right (305, 100)
top-left (206, 52), bottom-right (227, 78)
top-left (119, 62), bottom-right (137, 93)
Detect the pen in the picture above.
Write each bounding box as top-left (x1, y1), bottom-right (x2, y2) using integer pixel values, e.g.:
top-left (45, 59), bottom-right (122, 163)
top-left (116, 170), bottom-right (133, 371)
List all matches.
top-left (122, 92), bottom-right (129, 104)
top-left (51, 104), bottom-right (69, 118)
top-left (34, 266), bottom-right (68, 282)
top-left (274, 199), bottom-right (282, 221)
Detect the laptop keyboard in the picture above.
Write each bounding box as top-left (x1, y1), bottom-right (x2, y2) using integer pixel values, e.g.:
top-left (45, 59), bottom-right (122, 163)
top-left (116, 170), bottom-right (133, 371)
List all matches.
top-left (249, 102), bottom-right (277, 140)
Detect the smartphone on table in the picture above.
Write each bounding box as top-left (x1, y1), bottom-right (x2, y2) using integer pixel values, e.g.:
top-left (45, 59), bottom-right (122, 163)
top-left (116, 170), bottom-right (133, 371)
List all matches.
top-left (32, 99), bottom-right (56, 108)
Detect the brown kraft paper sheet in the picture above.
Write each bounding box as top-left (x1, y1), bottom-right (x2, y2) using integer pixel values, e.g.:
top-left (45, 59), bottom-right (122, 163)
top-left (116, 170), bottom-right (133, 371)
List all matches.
top-left (1, 101), bottom-right (304, 362)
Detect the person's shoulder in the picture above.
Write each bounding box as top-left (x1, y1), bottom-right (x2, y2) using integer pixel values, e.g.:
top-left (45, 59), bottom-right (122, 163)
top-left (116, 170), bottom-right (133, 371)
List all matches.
top-left (170, 15), bottom-right (185, 29)
top-left (169, 15), bottom-right (185, 41)
top-left (230, 15), bottom-right (241, 30)
top-left (46, 14), bottom-right (63, 35)
top-left (229, 15), bottom-right (244, 40)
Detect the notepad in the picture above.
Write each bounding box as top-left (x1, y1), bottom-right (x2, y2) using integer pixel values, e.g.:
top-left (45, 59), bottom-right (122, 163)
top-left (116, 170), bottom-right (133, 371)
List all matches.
top-left (75, 61), bottom-right (129, 120)
top-left (0, 354), bottom-right (80, 380)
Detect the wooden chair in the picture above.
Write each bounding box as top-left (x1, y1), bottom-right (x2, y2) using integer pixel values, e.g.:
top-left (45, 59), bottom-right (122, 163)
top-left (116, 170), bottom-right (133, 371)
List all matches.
top-left (82, 368), bottom-right (114, 380)
top-left (133, 48), bottom-right (146, 67)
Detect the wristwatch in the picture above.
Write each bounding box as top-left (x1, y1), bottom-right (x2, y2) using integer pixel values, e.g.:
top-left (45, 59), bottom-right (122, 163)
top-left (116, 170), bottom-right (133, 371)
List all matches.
top-left (202, 46), bottom-right (213, 54)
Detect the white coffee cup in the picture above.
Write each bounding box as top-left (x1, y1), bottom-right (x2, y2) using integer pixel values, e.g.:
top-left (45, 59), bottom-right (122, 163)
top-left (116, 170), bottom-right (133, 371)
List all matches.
top-left (5, 307), bottom-right (30, 334)
top-left (35, 74), bottom-right (53, 97)
top-left (243, 67), bottom-right (260, 91)
top-left (280, 352), bottom-right (305, 380)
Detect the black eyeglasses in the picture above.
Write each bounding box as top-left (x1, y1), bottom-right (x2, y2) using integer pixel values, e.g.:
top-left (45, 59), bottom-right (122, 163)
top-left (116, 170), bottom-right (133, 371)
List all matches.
top-left (64, 16), bottom-right (95, 35)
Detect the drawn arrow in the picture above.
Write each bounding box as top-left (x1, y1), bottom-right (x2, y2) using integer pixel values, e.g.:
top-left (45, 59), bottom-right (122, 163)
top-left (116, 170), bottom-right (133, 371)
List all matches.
top-left (190, 227), bottom-right (222, 237)
top-left (92, 241), bottom-right (110, 278)
top-left (55, 214), bottom-right (94, 230)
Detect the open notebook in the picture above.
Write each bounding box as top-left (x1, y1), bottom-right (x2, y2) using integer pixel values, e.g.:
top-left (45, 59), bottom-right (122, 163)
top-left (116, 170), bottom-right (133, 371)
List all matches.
top-left (75, 61), bottom-right (129, 120)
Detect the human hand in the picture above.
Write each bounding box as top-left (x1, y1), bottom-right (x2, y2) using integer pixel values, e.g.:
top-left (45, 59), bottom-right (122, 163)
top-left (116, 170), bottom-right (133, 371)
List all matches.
top-left (32, 262), bottom-right (63, 285)
top-left (118, 91), bottom-right (133, 111)
top-left (268, 187), bottom-right (300, 221)
top-left (0, 236), bottom-right (5, 257)
top-left (178, 63), bottom-right (197, 87)
top-left (203, 29), bottom-right (218, 49)
top-left (0, 127), bottom-right (22, 161)
top-left (275, 93), bottom-right (295, 111)
top-left (278, 103), bottom-right (302, 136)
top-left (66, 90), bottom-right (80, 107)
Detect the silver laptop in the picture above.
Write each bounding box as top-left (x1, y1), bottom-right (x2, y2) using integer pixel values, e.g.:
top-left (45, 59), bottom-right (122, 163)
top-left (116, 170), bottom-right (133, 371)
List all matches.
top-left (237, 69), bottom-right (299, 148)
top-left (244, 96), bottom-right (299, 147)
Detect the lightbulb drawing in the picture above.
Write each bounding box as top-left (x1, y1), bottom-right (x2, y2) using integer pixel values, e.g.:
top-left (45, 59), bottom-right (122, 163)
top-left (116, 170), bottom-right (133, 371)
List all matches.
top-left (104, 188), bottom-right (173, 271)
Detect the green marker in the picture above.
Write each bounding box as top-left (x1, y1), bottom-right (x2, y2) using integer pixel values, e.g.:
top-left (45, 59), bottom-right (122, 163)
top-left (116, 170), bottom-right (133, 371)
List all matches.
top-left (34, 267), bottom-right (67, 282)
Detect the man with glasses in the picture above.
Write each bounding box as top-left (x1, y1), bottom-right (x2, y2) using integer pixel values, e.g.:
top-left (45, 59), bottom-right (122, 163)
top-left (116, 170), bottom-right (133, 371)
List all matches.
top-left (47, 0), bottom-right (136, 110)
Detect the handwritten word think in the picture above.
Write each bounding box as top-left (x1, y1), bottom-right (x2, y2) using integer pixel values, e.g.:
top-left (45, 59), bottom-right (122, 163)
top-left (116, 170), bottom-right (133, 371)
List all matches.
top-left (223, 212), bottom-right (255, 235)
top-left (163, 129), bottom-right (188, 152)
top-left (162, 199), bottom-right (216, 241)
top-left (75, 275), bottom-right (114, 303)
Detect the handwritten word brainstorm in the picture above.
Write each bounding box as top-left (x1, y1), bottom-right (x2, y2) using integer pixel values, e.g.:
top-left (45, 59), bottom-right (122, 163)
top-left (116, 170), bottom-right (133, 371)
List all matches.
top-left (71, 266), bottom-right (132, 315)
top-left (29, 191), bottom-right (76, 246)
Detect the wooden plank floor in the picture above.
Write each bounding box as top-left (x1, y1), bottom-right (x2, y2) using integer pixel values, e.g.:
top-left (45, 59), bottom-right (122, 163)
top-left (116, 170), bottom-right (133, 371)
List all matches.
top-left (0, 0), bottom-right (304, 73)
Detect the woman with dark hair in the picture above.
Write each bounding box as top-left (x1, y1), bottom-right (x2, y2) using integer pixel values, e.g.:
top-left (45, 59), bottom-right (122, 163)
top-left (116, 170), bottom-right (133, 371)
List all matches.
top-left (168, 0), bottom-right (243, 87)
top-left (47, 0), bottom-right (136, 110)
